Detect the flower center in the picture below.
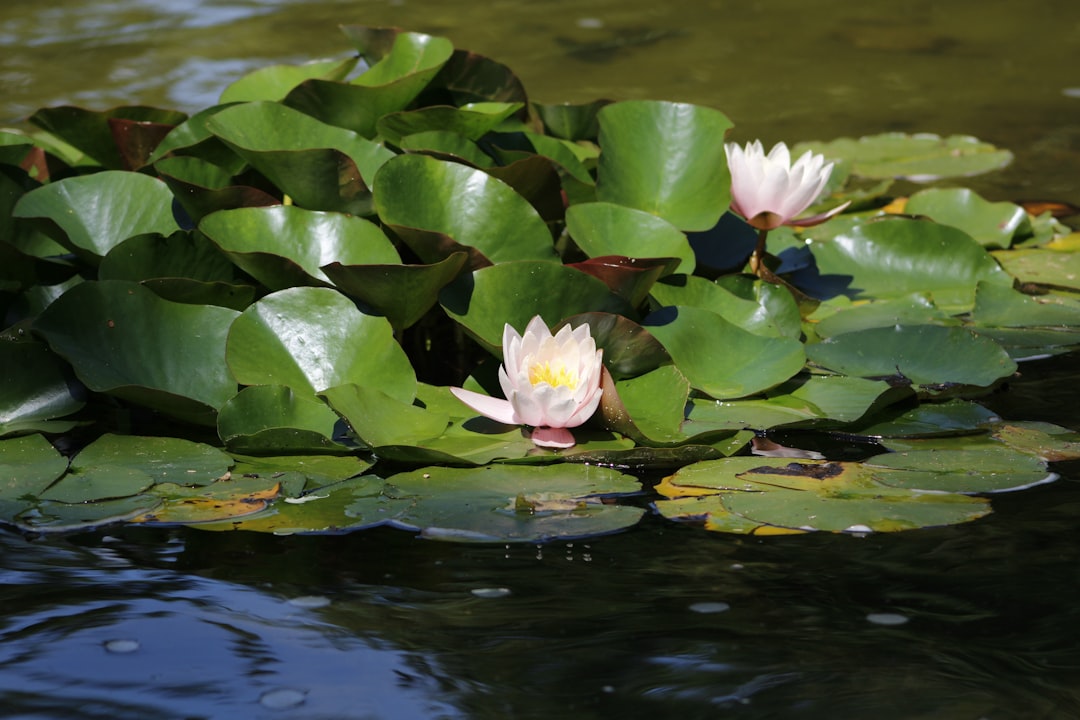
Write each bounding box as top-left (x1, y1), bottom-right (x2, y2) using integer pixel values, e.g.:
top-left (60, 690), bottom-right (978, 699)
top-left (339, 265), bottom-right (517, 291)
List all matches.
top-left (528, 361), bottom-right (578, 390)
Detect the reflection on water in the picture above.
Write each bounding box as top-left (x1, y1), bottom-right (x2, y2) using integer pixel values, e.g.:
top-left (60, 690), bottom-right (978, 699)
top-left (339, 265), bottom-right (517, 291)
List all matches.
top-left (2, 0), bottom-right (1079, 203)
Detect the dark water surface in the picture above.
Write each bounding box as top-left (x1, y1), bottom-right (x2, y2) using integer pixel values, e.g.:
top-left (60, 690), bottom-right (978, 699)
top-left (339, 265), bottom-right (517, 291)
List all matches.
top-left (3, 1), bottom-right (1080, 718)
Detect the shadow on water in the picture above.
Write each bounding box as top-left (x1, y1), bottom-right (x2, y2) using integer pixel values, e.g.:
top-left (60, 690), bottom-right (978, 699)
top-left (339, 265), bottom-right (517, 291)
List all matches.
top-left (3, 352), bottom-right (1080, 719)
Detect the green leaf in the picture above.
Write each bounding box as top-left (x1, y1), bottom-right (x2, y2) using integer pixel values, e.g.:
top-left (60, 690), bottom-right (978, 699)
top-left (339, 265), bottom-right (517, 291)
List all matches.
top-left (806, 325), bottom-right (1017, 389)
top-left (651, 275), bottom-right (796, 338)
top-left (217, 385), bottom-right (351, 454)
top-left (40, 465), bottom-right (154, 503)
top-left (284, 32), bottom-right (454, 138)
top-left (865, 444), bottom-right (1054, 493)
top-left (794, 133), bottom-right (1013, 181)
top-left (199, 205), bottom-right (400, 290)
top-left (34, 280), bottom-right (240, 424)
top-left (655, 456), bottom-right (991, 534)
top-left (0, 341), bottom-right (84, 437)
top-left (373, 153), bottom-right (557, 265)
top-left (904, 187), bottom-right (1027, 248)
top-left (226, 286), bottom-right (416, 400)
top-left (0, 434), bottom-right (69, 523)
top-left (206, 102), bottom-right (396, 214)
top-left (29, 105), bottom-right (187, 170)
top-left (801, 216), bottom-right (1013, 309)
top-left (596, 100), bottom-right (732, 231)
top-left (13, 171), bottom-right (180, 261)
top-left (970, 281), bottom-right (1080, 328)
top-left (992, 247), bottom-right (1080, 291)
top-left (566, 202), bottom-right (695, 273)
top-left (15, 495), bottom-right (162, 534)
top-left (386, 464), bottom-right (643, 542)
top-left (643, 305), bottom-right (805, 399)
top-left (70, 433), bottom-right (233, 486)
top-left (219, 57), bottom-right (358, 104)
top-left (440, 261), bottom-right (633, 352)
top-left (321, 384), bottom-right (449, 449)
top-left (322, 252), bottom-right (468, 333)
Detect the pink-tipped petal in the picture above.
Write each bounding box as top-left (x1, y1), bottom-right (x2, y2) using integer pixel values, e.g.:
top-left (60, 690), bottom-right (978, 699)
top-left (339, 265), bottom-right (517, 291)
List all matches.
top-left (449, 387), bottom-right (519, 425)
top-left (788, 200), bottom-right (853, 228)
top-left (530, 426), bottom-right (577, 449)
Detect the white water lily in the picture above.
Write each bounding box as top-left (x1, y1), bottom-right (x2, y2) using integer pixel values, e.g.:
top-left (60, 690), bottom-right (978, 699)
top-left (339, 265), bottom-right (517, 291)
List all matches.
top-left (450, 316), bottom-right (604, 449)
top-left (725, 140), bottom-right (848, 231)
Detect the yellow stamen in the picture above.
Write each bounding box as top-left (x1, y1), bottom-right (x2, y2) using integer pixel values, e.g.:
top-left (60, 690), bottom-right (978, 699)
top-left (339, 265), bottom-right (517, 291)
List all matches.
top-left (528, 361), bottom-right (578, 389)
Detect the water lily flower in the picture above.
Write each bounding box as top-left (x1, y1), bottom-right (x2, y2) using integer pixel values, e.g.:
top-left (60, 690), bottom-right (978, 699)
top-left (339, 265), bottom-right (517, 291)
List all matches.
top-left (450, 316), bottom-right (604, 449)
top-left (725, 140), bottom-right (850, 276)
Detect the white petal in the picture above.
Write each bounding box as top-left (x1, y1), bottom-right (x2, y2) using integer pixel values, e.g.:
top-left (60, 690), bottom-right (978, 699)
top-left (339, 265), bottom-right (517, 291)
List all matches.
top-left (530, 427), bottom-right (577, 449)
top-left (449, 387), bottom-right (519, 425)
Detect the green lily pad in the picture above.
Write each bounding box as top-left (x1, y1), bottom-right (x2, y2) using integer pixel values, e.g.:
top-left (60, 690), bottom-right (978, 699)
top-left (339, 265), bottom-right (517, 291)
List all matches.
top-left (219, 56), bottom-right (357, 104)
top-left (651, 275), bottom-right (798, 338)
top-left (801, 216), bottom-right (1013, 309)
top-left (322, 252), bottom-right (468, 333)
top-left (970, 281), bottom-right (1080, 328)
top-left (440, 261), bottom-right (632, 353)
top-left (70, 433), bottom-right (233, 486)
top-left (321, 383), bottom-right (449, 450)
top-left (226, 286), bottom-right (416, 400)
top-left (566, 202), bottom-right (695, 274)
top-left (155, 155), bottom-right (279, 223)
top-left (283, 32), bottom-right (454, 138)
top-left (848, 398), bottom-right (1000, 438)
top-left (40, 465), bottom-right (154, 503)
top-left (217, 385), bottom-right (351, 455)
top-left (812, 293), bottom-right (958, 338)
top-left (376, 102), bottom-right (524, 146)
top-left (989, 421), bottom-right (1080, 462)
top-left (0, 341), bottom-right (85, 437)
top-left (29, 105), bottom-right (187, 170)
top-left (373, 153), bottom-right (557, 265)
top-left (13, 171), bottom-right (180, 260)
top-left (34, 280), bottom-right (241, 424)
top-left (794, 133), bottom-right (1013, 182)
top-left (385, 463), bottom-right (643, 542)
top-left (606, 365), bottom-right (691, 445)
top-left (206, 101), bottom-right (395, 214)
top-left (229, 453), bottom-right (374, 493)
top-left (643, 305), bottom-right (805, 399)
top-left (194, 474), bottom-right (405, 534)
top-left (596, 100), bottom-right (732, 231)
top-left (15, 495), bottom-right (163, 534)
top-left (865, 445), bottom-right (1055, 493)
top-left (683, 375), bottom-right (893, 433)
top-left (991, 247), bottom-right (1080, 291)
top-left (0, 434), bottom-right (69, 523)
top-left (655, 456), bottom-right (991, 534)
top-left (806, 324), bottom-right (1017, 389)
top-left (199, 205), bottom-right (400, 290)
top-left (904, 187), bottom-right (1028, 249)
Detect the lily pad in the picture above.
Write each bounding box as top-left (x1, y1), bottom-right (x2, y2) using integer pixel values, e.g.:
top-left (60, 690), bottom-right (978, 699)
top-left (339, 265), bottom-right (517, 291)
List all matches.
top-left (217, 385), bottom-right (351, 455)
top-left (13, 171), bottom-right (180, 260)
top-left (33, 280), bottom-right (241, 424)
top-left (565, 201), bottom-right (695, 273)
top-left (806, 324), bottom-right (1017, 389)
top-left (225, 286), bottom-right (416, 400)
top-left (655, 456), bottom-right (991, 534)
top-left (794, 133), bottom-right (1013, 182)
top-left (0, 341), bottom-right (85, 437)
top-left (0, 434), bottom-right (69, 522)
top-left (70, 434), bottom-right (233, 486)
top-left (385, 463), bottom-right (644, 542)
top-left (991, 248), bottom-right (1080, 291)
top-left (199, 205), bottom-right (400, 290)
top-left (643, 305), bottom-right (805, 399)
top-left (596, 100), bottom-right (732, 231)
top-left (904, 187), bottom-right (1028, 249)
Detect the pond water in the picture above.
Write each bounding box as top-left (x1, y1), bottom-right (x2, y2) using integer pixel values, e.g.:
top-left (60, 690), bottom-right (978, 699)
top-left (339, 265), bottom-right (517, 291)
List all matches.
top-left (3, 1), bottom-right (1080, 718)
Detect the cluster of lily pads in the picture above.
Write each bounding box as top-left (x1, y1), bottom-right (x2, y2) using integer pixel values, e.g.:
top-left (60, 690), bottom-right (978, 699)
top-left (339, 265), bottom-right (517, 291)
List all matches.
top-left (2, 26), bottom-right (1079, 541)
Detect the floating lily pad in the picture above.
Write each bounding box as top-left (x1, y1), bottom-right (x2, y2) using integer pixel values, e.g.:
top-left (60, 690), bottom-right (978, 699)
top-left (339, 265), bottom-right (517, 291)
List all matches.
top-left (134, 475), bottom-right (283, 524)
top-left (794, 133), bottom-right (1013, 182)
top-left (15, 495), bottom-right (163, 534)
top-left (904, 187), bottom-right (1028, 248)
top-left (219, 56), bottom-right (357, 104)
top-left (864, 445), bottom-right (1055, 493)
top-left (806, 324), bottom-right (1017, 389)
top-left (217, 385), bottom-right (351, 455)
top-left (0, 434), bottom-right (69, 523)
top-left (991, 247), bottom-right (1080, 291)
top-left (655, 456), bottom-right (991, 534)
top-left (565, 202), bottom-right (695, 273)
top-left (643, 305), bottom-right (805, 399)
top-left (385, 464), bottom-right (644, 542)
top-left (70, 434), bottom-right (233, 486)
top-left (321, 383), bottom-right (449, 450)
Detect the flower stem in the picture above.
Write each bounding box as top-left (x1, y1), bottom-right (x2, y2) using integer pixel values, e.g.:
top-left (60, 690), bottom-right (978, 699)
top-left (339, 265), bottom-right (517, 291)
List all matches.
top-left (750, 228), bottom-right (770, 275)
